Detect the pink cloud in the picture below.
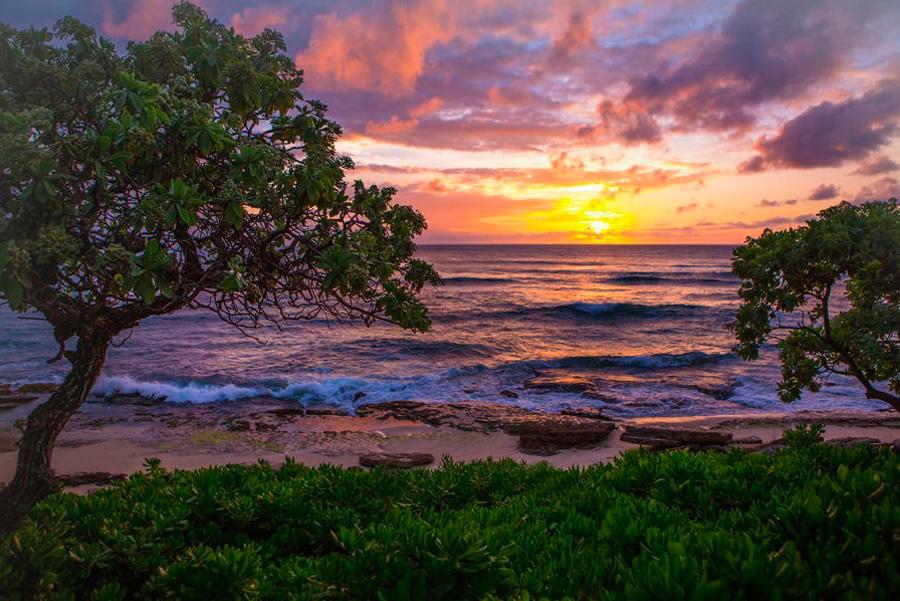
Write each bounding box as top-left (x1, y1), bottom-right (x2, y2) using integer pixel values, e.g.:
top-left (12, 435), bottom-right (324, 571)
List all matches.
top-left (295, 0), bottom-right (461, 96)
top-left (231, 4), bottom-right (296, 37)
top-left (101, 0), bottom-right (192, 39)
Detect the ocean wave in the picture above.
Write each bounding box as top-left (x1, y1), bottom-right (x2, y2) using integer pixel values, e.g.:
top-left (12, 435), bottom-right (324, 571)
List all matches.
top-left (443, 276), bottom-right (519, 285)
top-left (93, 376), bottom-right (265, 403)
top-left (603, 272), bottom-right (737, 285)
top-left (555, 301), bottom-right (720, 319)
top-left (92, 374), bottom-right (421, 408)
top-left (552, 350), bottom-right (732, 370)
top-left (339, 338), bottom-right (495, 358)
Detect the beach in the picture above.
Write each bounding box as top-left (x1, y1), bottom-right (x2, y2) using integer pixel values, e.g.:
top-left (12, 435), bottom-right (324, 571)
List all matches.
top-left (2, 388), bottom-right (897, 491)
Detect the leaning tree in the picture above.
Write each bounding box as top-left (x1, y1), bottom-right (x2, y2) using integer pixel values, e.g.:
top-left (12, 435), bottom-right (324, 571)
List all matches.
top-left (0, 3), bottom-right (440, 536)
top-left (732, 199), bottom-right (900, 411)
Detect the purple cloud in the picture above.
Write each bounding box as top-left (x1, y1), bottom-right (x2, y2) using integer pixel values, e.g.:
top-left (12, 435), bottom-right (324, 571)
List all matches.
top-left (612, 0), bottom-right (896, 138)
top-left (853, 154), bottom-right (900, 175)
top-left (750, 78), bottom-right (900, 169)
top-left (808, 184), bottom-right (840, 201)
top-left (855, 177), bottom-right (900, 202)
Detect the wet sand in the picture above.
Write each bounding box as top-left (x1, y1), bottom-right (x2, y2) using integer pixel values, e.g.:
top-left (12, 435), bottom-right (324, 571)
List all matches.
top-left (1, 391), bottom-right (898, 492)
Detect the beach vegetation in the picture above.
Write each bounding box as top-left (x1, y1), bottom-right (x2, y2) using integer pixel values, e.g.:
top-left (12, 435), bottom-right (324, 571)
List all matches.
top-left (732, 199), bottom-right (900, 411)
top-left (2, 444), bottom-right (898, 599)
top-left (0, 2), bottom-right (439, 536)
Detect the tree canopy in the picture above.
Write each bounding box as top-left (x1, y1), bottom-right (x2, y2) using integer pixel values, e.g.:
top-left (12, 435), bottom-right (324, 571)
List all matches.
top-left (0, 2), bottom-right (439, 537)
top-left (0, 2), bottom-right (439, 350)
top-left (732, 199), bottom-right (900, 411)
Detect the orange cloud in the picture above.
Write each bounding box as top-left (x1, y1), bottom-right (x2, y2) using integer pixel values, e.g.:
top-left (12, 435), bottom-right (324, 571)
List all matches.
top-left (366, 115), bottom-right (419, 135)
top-left (295, 0), bottom-right (460, 96)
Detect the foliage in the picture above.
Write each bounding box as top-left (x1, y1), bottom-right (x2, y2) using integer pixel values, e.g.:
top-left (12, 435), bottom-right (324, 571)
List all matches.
top-left (3, 446), bottom-right (899, 599)
top-left (782, 423), bottom-right (825, 448)
top-left (732, 200), bottom-right (900, 408)
top-left (0, 2), bottom-right (440, 345)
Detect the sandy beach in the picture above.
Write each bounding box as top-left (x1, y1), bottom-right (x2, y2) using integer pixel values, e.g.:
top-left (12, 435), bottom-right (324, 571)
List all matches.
top-left (2, 387), bottom-right (898, 491)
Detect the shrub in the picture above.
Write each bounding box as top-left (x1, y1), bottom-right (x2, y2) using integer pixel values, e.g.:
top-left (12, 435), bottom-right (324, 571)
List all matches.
top-left (2, 447), bottom-right (899, 599)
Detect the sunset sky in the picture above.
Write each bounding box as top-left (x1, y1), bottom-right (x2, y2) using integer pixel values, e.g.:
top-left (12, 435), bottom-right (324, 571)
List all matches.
top-left (4, 0), bottom-right (900, 243)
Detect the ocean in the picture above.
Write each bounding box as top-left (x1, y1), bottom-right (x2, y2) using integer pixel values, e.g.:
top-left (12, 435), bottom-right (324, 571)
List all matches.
top-left (0, 245), bottom-right (887, 417)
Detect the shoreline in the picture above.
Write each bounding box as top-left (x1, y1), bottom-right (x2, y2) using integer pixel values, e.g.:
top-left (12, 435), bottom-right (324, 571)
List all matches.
top-left (2, 388), bottom-right (898, 490)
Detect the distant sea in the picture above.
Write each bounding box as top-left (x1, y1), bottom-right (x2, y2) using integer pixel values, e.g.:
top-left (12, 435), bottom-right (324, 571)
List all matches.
top-left (0, 245), bottom-right (889, 417)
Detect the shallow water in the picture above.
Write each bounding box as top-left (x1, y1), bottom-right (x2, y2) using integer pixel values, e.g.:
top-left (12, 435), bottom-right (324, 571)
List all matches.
top-left (0, 245), bottom-right (887, 416)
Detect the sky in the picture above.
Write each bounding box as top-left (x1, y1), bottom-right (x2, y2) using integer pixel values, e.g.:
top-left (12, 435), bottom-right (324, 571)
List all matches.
top-left (3, 1), bottom-right (900, 244)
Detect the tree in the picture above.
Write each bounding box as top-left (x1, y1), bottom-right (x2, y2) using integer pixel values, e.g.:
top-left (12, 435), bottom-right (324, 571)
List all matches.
top-left (0, 3), bottom-right (440, 536)
top-left (732, 199), bottom-right (900, 412)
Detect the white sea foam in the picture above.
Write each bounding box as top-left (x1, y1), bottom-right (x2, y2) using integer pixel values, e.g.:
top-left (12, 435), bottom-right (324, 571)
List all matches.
top-left (93, 375), bottom-right (265, 404)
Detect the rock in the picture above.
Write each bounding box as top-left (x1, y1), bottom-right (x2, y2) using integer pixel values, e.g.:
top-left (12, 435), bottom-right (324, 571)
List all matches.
top-left (17, 383), bottom-right (57, 394)
top-left (305, 405), bottom-right (350, 416)
top-left (560, 407), bottom-right (612, 421)
top-left (55, 471), bottom-right (126, 487)
top-left (731, 435), bottom-right (763, 445)
top-left (620, 435), bottom-right (688, 449)
top-left (359, 452), bottom-right (434, 468)
top-left (748, 437), bottom-right (787, 455)
top-left (507, 420), bottom-right (616, 455)
top-left (499, 390), bottom-right (519, 398)
top-left (621, 425), bottom-right (733, 446)
top-left (825, 436), bottom-right (881, 448)
top-left (524, 374), bottom-right (597, 394)
top-left (228, 419), bottom-right (252, 432)
top-left (0, 384), bottom-right (11, 395)
top-left (356, 401), bottom-right (426, 417)
top-left (0, 394), bottom-right (38, 410)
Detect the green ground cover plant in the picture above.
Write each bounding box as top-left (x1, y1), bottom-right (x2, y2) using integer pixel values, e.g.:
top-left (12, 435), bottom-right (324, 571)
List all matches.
top-left (2, 443), bottom-right (898, 600)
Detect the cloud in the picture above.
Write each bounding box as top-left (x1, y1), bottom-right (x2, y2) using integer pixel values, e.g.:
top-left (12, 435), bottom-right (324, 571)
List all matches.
top-left (587, 100), bottom-right (663, 145)
top-left (737, 155), bottom-right (766, 173)
top-left (364, 97), bottom-right (444, 135)
top-left (746, 79), bottom-right (900, 170)
top-left (600, 0), bottom-right (897, 141)
top-left (854, 176), bottom-right (900, 202)
top-left (231, 4), bottom-right (296, 37)
top-left (808, 183), bottom-right (839, 201)
top-left (695, 213), bottom-right (814, 230)
top-left (676, 202), bottom-right (698, 213)
top-left (295, 0), bottom-right (462, 96)
top-left (101, 0), bottom-right (190, 39)
top-left (756, 198), bottom-right (798, 207)
top-left (547, 4), bottom-right (597, 66)
top-left (853, 154), bottom-right (900, 175)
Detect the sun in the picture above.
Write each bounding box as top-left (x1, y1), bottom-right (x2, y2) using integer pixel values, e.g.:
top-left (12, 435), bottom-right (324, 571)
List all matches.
top-left (589, 219), bottom-right (611, 235)
top-left (584, 209), bottom-right (620, 237)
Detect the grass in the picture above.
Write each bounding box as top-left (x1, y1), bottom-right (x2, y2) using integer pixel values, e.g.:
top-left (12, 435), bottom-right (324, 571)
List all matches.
top-left (2, 441), bottom-right (898, 599)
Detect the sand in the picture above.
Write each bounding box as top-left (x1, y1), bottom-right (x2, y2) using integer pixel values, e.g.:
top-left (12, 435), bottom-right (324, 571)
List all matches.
top-left (1, 391), bottom-right (898, 492)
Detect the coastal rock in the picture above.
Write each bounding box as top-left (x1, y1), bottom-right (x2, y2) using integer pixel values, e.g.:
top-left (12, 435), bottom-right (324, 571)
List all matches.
top-left (356, 401), bottom-right (426, 417)
top-left (17, 382), bottom-right (57, 394)
top-left (359, 452), bottom-right (434, 468)
top-left (499, 390), bottom-right (519, 398)
top-left (524, 374), bottom-right (597, 394)
top-left (305, 405), bottom-right (350, 416)
top-left (55, 471), bottom-right (127, 487)
top-left (560, 407), bottom-right (612, 421)
top-left (621, 425), bottom-right (733, 446)
top-left (731, 435), bottom-right (763, 445)
top-left (506, 420), bottom-right (616, 455)
top-left (0, 394), bottom-right (38, 410)
top-left (825, 436), bottom-right (881, 448)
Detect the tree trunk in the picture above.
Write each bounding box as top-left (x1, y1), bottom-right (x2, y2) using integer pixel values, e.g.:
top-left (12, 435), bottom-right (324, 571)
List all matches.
top-left (0, 335), bottom-right (109, 539)
top-left (865, 387), bottom-right (900, 413)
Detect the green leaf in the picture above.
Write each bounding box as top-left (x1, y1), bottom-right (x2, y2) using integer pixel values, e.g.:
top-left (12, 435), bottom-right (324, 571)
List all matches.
top-left (224, 201), bottom-right (244, 229)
